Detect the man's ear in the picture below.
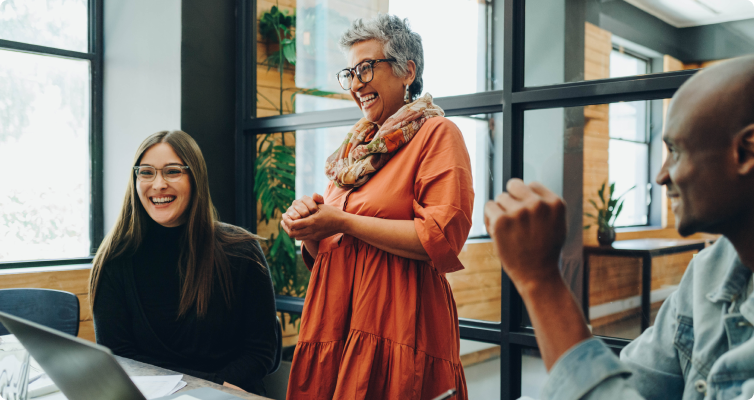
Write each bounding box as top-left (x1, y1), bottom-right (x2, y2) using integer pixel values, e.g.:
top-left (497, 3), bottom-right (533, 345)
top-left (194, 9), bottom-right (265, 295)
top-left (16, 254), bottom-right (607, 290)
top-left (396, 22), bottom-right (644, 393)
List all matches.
top-left (736, 124), bottom-right (754, 175)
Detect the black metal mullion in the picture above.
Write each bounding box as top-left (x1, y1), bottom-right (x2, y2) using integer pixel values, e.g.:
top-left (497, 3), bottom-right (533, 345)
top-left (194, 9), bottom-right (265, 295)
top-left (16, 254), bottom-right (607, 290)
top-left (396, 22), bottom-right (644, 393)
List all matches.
top-left (501, 0), bottom-right (526, 398)
top-left (243, 90), bottom-right (505, 134)
top-left (235, 0), bottom-right (257, 231)
top-left (513, 70), bottom-right (696, 110)
top-left (0, 38), bottom-right (94, 60)
top-left (0, 257), bottom-right (94, 270)
top-left (89, 0), bottom-right (104, 253)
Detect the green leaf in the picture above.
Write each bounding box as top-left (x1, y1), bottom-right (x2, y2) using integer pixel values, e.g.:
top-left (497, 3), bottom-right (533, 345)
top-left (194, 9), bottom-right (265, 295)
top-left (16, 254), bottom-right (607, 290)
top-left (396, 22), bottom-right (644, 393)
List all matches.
top-left (282, 42), bottom-right (297, 65)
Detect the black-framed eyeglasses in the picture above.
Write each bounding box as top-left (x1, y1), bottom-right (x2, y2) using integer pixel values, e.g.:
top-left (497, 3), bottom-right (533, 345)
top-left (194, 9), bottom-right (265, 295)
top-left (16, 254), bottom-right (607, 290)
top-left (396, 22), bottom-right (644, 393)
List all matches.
top-left (336, 59), bottom-right (396, 90)
top-left (133, 165), bottom-right (190, 182)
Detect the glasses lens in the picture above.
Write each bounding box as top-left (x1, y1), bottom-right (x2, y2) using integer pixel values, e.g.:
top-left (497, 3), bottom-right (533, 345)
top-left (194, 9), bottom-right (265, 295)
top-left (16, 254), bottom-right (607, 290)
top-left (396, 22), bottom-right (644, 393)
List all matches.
top-left (136, 166), bottom-right (156, 181)
top-left (163, 166), bottom-right (184, 182)
top-left (356, 62), bottom-right (373, 84)
top-left (337, 70), bottom-right (351, 90)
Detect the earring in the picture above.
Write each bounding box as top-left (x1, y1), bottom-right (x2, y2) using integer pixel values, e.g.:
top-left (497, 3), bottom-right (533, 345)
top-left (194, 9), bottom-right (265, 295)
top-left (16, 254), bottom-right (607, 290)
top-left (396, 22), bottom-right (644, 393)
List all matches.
top-left (404, 84), bottom-right (411, 104)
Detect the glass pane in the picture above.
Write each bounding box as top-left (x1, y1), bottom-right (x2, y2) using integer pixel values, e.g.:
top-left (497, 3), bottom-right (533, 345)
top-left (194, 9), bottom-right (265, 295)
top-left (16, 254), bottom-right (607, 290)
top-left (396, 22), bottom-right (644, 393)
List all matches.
top-left (521, 99), bottom-right (705, 339)
top-left (0, 49), bottom-right (91, 262)
top-left (521, 348), bottom-right (547, 399)
top-left (0, 0), bottom-right (88, 52)
top-left (609, 140), bottom-right (649, 227)
top-left (255, 0), bottom-right (490, 117)
top-left (524, 0), bottom-right (754, 87)
top-left (609, 100), bottom-right (647, 142)
top-left (462, 340), bottom-right (500, 399)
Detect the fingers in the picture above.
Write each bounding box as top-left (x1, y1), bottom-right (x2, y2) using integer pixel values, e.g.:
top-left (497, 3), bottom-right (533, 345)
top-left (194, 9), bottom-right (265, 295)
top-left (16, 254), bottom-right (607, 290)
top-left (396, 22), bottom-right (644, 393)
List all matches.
top-left (506, 178), bottom-right (537, 202)
top-left (484, 200), bottom-right (506, 236)
top-left (312, 193), bottom-right (325, 204)
top-left (286, 206), bottom-right (302, 221)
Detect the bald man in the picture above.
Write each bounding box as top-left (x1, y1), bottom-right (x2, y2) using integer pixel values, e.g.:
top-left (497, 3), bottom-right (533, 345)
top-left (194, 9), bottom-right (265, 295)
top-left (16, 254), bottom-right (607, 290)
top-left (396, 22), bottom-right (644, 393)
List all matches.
top-left (485, 55), bottom-right (754, 400)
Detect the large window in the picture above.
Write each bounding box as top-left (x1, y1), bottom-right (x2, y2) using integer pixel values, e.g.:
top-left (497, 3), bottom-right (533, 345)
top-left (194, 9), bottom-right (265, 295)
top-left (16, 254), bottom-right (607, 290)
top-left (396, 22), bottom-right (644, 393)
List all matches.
top-left (608, 48), bottom-right (650, 227)
top-left (238, 0), bottom-right (754, 398)
top-left (0, 0), bottom-right (102, 265)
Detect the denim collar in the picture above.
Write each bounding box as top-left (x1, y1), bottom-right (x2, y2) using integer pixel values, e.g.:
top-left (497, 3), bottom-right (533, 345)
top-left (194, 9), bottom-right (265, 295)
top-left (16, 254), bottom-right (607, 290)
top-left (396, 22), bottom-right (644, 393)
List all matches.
top-left (705, 252), bottom-right (751, 304)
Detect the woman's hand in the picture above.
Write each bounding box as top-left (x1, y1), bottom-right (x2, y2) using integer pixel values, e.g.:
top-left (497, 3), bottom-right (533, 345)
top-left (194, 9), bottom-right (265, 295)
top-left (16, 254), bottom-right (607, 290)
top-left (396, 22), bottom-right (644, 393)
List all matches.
top-left (223, 382), bottom-right (246, 392)
top-left (284, 193), bottom-right (324, 221)
top-left (281, 202), bottom-right (348, 242)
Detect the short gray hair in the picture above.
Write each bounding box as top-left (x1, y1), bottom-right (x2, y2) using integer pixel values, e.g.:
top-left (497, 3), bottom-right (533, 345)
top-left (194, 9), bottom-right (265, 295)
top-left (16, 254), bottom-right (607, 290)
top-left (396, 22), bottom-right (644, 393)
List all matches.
top-left (339, 14), bottom-right (424, 101)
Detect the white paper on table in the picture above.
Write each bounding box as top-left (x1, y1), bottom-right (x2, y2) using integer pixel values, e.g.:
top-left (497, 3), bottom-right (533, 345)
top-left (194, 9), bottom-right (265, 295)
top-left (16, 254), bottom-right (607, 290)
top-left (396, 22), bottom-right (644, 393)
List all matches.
top-left (131, 375), bottom-right (186, 399)
top-left (31, 375), bottom-right (187, 400)
top-left (1, 334), bottom-right (46, 380)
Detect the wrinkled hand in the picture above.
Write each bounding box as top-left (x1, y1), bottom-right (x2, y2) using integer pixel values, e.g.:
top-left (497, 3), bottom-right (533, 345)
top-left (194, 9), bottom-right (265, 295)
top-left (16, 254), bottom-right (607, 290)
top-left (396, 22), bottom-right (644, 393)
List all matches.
top-left (284, 193), bottom-right (324, 221)
top-left (281, 194), bottom-right (346, 241)
top-left (484, 179), bottom-right (567, 292)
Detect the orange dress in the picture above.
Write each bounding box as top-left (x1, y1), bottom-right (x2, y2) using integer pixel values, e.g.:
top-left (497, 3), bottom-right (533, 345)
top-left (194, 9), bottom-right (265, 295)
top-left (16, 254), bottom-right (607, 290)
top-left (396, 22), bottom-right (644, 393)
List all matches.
top-left (286, 117), bottom-right (474, 400)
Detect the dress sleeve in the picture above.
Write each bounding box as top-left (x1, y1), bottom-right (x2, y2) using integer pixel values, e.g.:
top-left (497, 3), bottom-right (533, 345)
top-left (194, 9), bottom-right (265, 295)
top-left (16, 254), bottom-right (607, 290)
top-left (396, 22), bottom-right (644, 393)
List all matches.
top-left (412, 118), bottom-right (474, 274)
top-left (215, 241), bottom-right (278, 390)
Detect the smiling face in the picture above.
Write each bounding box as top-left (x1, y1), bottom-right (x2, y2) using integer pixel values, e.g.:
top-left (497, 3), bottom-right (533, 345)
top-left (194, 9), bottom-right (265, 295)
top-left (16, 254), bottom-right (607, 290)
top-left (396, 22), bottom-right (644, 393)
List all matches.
top-left (347, 40), bottom-right (415, 126)
top-left (136, 143), bottom-right (192, 227)
top-left (656, 72), bottom-right (748, 237)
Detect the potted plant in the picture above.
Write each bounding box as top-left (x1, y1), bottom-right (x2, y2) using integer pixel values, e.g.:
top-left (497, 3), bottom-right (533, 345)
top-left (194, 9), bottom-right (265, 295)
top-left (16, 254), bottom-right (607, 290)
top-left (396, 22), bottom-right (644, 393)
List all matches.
top-left (584, 181), bottom-right (635, 246)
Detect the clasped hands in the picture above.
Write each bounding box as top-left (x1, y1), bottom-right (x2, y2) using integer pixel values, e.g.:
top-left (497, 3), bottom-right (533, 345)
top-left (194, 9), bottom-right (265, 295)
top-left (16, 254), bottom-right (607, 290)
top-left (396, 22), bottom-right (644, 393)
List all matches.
top-left (484, 178), bottom-right (568, 294)
top-left (280, 193), bottom-right (345, 241)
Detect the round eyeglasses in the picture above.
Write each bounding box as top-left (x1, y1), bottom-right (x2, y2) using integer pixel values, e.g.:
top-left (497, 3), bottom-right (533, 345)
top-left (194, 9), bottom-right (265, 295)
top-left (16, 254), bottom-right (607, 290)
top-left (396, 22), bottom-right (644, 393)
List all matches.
top-left (133, 165), bottom-right (190, 182)
top-left (336, 59), bottom-right (396, 90)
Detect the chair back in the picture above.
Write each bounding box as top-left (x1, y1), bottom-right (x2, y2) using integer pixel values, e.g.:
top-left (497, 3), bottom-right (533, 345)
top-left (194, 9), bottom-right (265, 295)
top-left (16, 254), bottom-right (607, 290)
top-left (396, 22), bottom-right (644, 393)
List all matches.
top-left (270, 315), bottom-right (283, 375)
top-left (0, 288), bottom-right (80, 337)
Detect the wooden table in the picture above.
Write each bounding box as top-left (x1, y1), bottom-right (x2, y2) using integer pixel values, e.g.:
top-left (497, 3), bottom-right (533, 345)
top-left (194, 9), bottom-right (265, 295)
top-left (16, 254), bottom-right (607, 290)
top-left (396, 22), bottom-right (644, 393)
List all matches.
top-left (583, 239), bottom-right (708, 332)
top-left (117, 356), bottom-right (271, 399)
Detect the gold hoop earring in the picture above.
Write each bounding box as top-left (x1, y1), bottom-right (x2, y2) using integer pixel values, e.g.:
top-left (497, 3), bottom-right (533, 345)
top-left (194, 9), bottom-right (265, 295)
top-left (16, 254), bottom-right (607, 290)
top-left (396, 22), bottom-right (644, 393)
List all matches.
top-left (404, 85), bottom-right (411, 104)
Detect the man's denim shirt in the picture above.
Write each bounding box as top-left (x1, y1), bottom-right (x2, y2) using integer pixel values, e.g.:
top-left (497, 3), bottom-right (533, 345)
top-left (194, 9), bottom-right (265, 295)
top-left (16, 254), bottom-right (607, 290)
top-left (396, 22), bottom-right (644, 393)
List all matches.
top-left (541, 237), bottom-right (754, 400)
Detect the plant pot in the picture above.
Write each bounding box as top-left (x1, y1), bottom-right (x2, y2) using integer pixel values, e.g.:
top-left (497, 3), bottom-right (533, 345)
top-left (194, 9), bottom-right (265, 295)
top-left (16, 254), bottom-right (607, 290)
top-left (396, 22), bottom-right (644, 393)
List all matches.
top-left (597, 227), bottom-right (616, 246)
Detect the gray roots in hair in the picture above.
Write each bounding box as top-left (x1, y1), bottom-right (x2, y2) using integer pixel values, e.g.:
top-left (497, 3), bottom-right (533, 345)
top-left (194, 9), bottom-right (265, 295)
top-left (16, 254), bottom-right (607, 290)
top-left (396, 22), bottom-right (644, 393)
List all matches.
top-left (339, 14), bottom-right (424, 101)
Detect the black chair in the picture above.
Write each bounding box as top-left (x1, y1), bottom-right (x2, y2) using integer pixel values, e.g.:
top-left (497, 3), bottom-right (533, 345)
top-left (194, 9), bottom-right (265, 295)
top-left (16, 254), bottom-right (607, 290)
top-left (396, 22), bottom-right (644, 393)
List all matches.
top-left (269, 315), bottom-right (283, 375)
top-left (0, 288), bottom-right (80, 337)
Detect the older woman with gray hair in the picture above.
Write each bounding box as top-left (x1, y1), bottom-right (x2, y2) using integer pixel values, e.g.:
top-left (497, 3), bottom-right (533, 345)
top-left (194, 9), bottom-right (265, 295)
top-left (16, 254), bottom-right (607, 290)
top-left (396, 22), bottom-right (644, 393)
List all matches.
top-left (281, 14), bottom-right (473, 399)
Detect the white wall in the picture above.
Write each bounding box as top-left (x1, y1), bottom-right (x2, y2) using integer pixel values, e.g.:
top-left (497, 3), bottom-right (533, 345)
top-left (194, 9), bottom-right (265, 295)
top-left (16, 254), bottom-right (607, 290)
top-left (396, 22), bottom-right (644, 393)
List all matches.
top-left (103, 0), bottom-right (182, 231)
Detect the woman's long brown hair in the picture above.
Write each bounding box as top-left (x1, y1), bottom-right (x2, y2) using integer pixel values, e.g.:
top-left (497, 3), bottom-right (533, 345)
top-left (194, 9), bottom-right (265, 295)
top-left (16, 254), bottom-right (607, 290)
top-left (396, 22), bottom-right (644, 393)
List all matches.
top-left (89, 130), bottom-right (264, 318)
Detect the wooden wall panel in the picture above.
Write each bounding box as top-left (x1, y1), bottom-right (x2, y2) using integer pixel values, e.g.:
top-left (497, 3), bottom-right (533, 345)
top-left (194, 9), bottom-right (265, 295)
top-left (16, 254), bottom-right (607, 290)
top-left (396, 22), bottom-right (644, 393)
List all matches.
top-left (588, 250), bottom-right (697, 307)
top-left (0, 267), bottom-right (94, 342)
top-left (448, 241), bottom-right (502, 322)
top-left (582, 23), bottom-right (612, 246)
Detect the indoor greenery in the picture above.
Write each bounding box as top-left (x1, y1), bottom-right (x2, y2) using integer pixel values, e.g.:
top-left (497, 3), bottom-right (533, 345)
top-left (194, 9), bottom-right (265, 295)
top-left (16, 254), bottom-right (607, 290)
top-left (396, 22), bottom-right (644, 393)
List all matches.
top-left (584, 181), bottom-right (635, 232)
top-left (255, 5), bottom-right (306, 321)
top-left (255, 5), bottom-right (342, 323)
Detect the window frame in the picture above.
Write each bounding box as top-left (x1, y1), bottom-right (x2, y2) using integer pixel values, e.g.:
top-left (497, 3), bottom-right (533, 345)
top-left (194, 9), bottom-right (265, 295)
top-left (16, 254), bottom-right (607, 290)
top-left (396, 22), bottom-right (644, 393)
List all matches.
top-left (608, 46), bottom-right (653, 228)
top-left (0, 0), bottom-right (103, 271)
top-left (236, 0), bottom-right (697, 398)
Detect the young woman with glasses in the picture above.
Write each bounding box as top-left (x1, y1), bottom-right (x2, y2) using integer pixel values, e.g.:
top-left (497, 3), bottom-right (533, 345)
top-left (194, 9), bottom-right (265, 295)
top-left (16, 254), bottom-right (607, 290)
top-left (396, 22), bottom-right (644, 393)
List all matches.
top-left (89, 130), bottom-right (277, 395)
top-left (282, 15), bottom-right (473, 400)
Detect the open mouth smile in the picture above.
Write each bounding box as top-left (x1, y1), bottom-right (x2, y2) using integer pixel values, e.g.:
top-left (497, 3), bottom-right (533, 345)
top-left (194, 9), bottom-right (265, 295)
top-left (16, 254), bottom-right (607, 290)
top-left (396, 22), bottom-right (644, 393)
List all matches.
top-left (359, 93), bottom-right (379, 109)
top-left (150, 196), bottom-right (176, 206)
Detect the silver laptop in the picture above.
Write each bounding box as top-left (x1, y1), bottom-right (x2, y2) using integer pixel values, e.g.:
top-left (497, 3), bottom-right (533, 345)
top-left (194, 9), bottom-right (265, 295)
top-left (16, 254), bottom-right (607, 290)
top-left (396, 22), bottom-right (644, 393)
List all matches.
top-left (0, 311), bottom-right (245, 400)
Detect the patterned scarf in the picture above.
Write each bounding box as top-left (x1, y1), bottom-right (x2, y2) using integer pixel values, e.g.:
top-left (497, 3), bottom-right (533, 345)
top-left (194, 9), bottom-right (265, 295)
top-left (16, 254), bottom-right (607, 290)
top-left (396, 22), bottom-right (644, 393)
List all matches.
top-left (325, 93), bottom-right (444, 189)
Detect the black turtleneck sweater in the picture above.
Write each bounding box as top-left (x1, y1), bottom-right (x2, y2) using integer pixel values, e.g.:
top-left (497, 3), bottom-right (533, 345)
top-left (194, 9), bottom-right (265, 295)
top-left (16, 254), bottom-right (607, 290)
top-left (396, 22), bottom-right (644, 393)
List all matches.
top-left (92, 220), bottom-right (277, 395)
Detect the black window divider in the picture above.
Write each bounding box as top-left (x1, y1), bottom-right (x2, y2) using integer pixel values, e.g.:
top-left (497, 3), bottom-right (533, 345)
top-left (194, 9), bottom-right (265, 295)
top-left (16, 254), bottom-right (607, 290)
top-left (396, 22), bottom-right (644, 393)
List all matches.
top-left (235, 0), bottom-right (701, 397)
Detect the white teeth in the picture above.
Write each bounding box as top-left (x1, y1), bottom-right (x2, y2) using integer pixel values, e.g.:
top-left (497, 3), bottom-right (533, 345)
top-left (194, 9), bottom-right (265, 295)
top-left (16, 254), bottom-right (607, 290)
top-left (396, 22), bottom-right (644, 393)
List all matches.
top-left (360, 93), bottom-right (378, 107)
top-left (152, 196), bottom-right (176, 204)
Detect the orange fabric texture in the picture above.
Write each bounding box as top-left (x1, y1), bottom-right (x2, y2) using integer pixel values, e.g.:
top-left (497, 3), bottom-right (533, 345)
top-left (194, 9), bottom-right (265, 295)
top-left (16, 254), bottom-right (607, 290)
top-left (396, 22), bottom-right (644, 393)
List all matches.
top-left (286, 118), bottom-right (474, 400)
